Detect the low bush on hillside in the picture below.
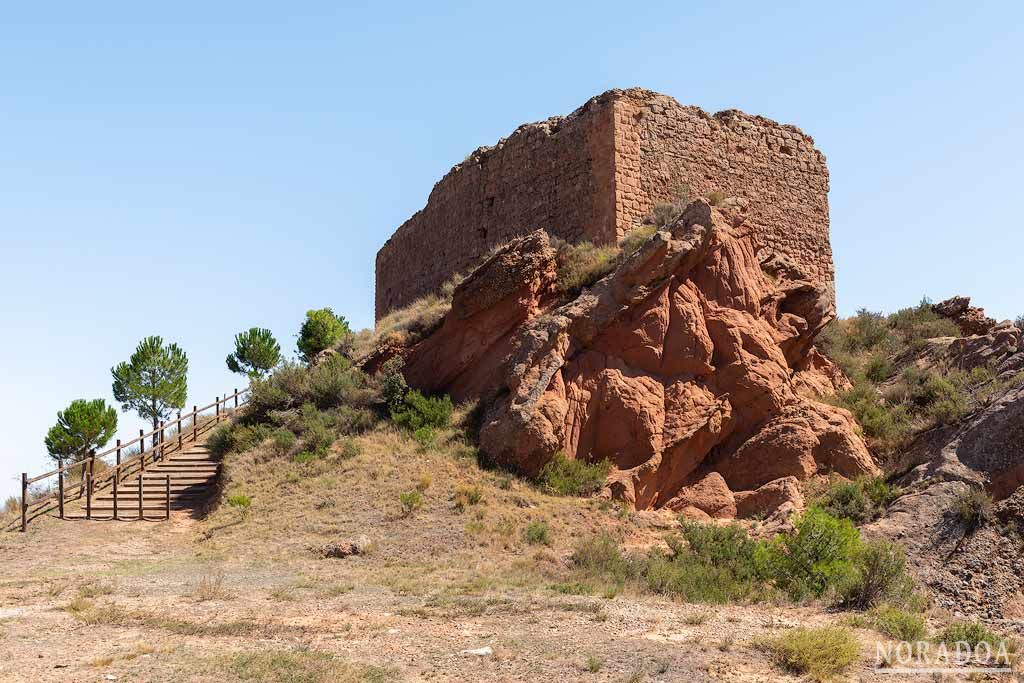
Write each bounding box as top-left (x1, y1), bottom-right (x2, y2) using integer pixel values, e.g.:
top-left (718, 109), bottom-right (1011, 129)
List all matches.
top-left (818, 300), bottom-right (1008, 450)
top-left (567, 508), bottom-right (917, 610)
top-left (867, 604), bottom-right (926, 641)
top-left (536, 453), bottom-right (611, 496)
top-left (935, 621), bottom-right (1009, 650)
top-left (249, 357), bottom-right (376, 417)
top-left (834, 539), bottom-right (916, 610)
top-left (953, 486), bottom-right (994, 531)
top-left (815, 476), bottom-right (903, 523)
top-left (762, 626), bottom-right (860, 682)
top-left (569, 507), bottom-right (921, 610)
top-left (755, 506), bottom-right (862, 601)
top-left (643, 524), bottom-right (764, 603)
top-left (524, 519), bottom-right (551, 545)
top-left (391, 390), bottom-right (453, 432)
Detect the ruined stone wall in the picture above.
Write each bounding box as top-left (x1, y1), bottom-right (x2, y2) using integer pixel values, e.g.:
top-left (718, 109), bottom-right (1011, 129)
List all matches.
top-left (376, 88), bottom-right (833, 319)
top-left (612, 90), bottom-right (833, 294)
top-left (375, 94), bottom-right (617, 319)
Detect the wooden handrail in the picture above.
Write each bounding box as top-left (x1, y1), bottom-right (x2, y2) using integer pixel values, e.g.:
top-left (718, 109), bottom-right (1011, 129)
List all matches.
top-left (25, 388), bottom-right (249, 484)
top-left (16, 387), bottom-right (249, 531)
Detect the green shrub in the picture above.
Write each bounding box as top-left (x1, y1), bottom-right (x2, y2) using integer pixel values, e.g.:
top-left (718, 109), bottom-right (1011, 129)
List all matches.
top-left (307, 353), bottom-right (372, 409)
top-left (208, 423), bottom-right (271, 457)
top-left (208, 425), bottom-right (235, 458)
top-left (864, 355), bottom-right (895, 383)
top-left (571, 532), bottom-right (632, 584)
top-left (412, 427), bottom-right (435, 450)
top-left (227, 494), bottom-right (252, 514)
top-left (756, 507), bottom-right (861, 600)
top-left (680, 522), bottom-right (760, 579)
top-left (845, 308), bottom-right (893, 352)
top-left (643, 550), bottom-right (759, 604)
top-left (935, 621), bottom-right (1006, 649)
top-left (525, 520), bottom-right (551, 545)
top-left (556, 241), bottom-right (620, 295)
top-left (269, 428), bottom-right (297, 456)
top-left (536, 453), bottom-right (611, 496)
top-left (391, 390), bottom-right (453, 432)
top-left (834, 384), bottom-right (911, 446)
top-left (638, 524), bottom-right (763, 603)
top-left (399, 490), bottom-right (423, 516)
top-left (869, 604), bottom-right (926, 641)
top-left (764, 626), bottom-right (859, 681)
top-left (297, 308), bottom-right (351, 363)
top-left (337, 437), bottom-right (360, 459)
top-left (834, 539), bottom-right (914, 609)
top-left (380, 357), bottom-right (409, 413)
top-left (954, 487), bottom-right (993, 530)
top-left (816, 476), bottom-right (902, 523)
top-left (304, 424), bottom-right (334, 455)
top-left (293, 450), bottom-right (321, 464)
top-left (889, 301), bottom-right (960, 345)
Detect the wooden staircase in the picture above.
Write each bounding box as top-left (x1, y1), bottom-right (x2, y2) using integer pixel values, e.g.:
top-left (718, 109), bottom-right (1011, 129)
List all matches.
top-left (12, 388), bottom-right (248, 531)
top-left (69, 443), bottom-right (220, 520)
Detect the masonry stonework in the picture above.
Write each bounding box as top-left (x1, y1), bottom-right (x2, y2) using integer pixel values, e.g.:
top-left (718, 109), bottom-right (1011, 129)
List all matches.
top-left (375, 88), bottom-right (832, 319)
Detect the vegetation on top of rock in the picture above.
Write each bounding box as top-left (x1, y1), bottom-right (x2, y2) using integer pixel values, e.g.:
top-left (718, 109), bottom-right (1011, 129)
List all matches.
top-left (226, 327), bottom-right (281, 378)
top-left (554, 240), bottom-right (620, 295)
top-left (351, 274), bottom-right (464, 360)
top-left (297, 308), bottom-right (351, 363)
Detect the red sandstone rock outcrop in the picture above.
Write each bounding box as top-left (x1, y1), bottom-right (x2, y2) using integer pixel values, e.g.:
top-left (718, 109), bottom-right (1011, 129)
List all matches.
top-left (933, 295), bottom-right (998, 336)
top-left (389, 201), bottom-right (877, 518)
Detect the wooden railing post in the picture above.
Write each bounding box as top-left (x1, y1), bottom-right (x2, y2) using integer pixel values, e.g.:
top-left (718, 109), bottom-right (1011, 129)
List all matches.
top-left (216, 396), bottom-right (221, 423)
top-left (112, 470), bottom-right (118, 521)
top-left (20, 473), bottom-right (27, 532)
top-left (165, 475), bottom-right (170, 520)
top-left (159, 421), bottom-right (165, 461)
top-left (140, 429), bottom-right (145, 471)
top-left (85, 471), bottom-right (92, 520)
top-left (58, 468), bottom-right (65, 519)
top-left (234, 388), bottom-right (238, 408)
top-left (177, 411), bottom-right (182, 449)
top-left (192, 406), bottom-right (198, 440)
top-left (138, 476), bottom-right (143, 521)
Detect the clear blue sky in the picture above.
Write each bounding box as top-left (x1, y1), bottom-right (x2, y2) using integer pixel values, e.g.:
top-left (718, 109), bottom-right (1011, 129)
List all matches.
top-left (2, 1), bottom-right (1021, 499)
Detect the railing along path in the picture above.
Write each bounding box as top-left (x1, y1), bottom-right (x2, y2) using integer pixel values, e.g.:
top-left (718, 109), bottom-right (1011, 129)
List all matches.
top-left (12, 388), bottom-right (249, 531)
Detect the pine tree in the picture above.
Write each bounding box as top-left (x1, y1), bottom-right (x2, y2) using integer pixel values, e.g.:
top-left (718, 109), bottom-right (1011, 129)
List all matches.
top-left (44, 399), bottom-right (118, 468)
top-left (111, 336), bottom-right (188, 431)
top-left (226, 327), bottom-right (281, 378)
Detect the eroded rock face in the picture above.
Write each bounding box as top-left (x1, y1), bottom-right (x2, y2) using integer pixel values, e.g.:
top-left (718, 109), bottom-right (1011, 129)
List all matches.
top-left (934, 295), bottom-right (999, 336)
top-left (392, 201), bottom-right (876, 518)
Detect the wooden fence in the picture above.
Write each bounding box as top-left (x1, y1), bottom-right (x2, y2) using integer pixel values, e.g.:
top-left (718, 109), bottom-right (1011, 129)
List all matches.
top-left (12, 387), bottom-right (249, 531)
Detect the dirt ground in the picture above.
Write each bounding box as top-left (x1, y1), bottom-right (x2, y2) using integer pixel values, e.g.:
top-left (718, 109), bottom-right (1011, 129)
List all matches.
top-left (0, 425), bottom-right (1017, 682)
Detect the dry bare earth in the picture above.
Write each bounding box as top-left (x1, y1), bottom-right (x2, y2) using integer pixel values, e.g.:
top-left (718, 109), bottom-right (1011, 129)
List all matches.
top-left (0, 423), bottom-right (1002, 682)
